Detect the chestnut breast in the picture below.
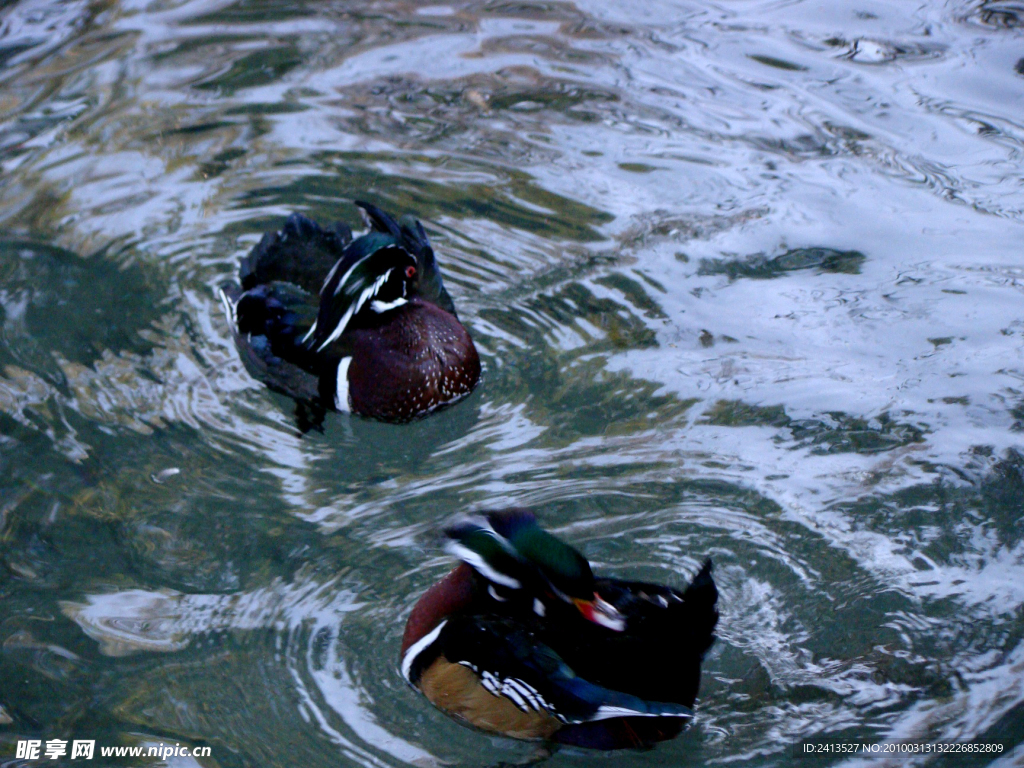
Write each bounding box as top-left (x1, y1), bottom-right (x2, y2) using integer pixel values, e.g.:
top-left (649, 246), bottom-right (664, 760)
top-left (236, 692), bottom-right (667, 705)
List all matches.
top-left (346, 299), bottom-right (481, 422)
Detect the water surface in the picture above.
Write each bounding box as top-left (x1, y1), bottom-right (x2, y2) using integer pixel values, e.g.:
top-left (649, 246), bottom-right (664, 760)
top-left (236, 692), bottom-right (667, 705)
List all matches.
top-left (1, 0), bottom-right (1023, 766)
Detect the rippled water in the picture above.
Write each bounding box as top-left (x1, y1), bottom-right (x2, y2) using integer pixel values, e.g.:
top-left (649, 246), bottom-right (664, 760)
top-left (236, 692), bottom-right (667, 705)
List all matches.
top-left (1, 0), bottom-right (1023, 765)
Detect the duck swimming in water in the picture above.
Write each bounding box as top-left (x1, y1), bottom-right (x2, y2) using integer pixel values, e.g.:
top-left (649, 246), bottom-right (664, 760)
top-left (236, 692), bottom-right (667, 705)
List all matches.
top-left (219, 203), bottom-right (480, 424)
top-left (400, 509), bottom-right (718, 749)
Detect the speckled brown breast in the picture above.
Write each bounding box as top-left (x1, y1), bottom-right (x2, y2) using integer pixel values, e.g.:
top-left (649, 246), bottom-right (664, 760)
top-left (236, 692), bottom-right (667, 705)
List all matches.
top-left (345, 298), bottom-right (480, 422)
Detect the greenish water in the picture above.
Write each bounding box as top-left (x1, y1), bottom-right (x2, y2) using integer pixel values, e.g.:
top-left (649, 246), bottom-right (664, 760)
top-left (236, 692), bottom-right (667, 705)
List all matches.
top-left (1, 0), bottom-right (1023, 766)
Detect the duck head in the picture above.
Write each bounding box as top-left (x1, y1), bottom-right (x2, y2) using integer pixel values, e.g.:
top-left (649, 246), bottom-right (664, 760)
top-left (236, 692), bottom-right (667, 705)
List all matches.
top-left (305, 242), bottom-right (415, 352)
top-left (304, 201), bottom-right (458, 353)
top-left (445, 509), bottom-right (626, 631)
top-left (355, 200), bottom-right (457, 316)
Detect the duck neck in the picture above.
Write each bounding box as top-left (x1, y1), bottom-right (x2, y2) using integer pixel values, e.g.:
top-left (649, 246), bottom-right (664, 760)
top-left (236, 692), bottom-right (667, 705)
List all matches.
top-left (401, 563), bottom-right (476, 656)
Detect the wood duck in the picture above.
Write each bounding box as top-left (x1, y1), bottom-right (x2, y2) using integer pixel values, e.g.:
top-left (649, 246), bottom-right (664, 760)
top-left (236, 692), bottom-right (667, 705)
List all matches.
top-left (400, 509), bottom-right (718, 750)
top-left (219, 203), bottom-right (480, 424)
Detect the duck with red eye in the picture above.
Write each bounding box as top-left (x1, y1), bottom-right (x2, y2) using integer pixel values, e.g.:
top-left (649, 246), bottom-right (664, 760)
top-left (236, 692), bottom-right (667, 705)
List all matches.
top-left (219, 202), bottom-right (480, 425)
top-left (401, 509), bottom-right (718, 749)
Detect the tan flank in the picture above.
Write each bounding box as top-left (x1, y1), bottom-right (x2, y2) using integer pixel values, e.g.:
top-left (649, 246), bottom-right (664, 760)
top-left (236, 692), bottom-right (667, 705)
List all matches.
top-left (419, 656), bottom-right (562, 740)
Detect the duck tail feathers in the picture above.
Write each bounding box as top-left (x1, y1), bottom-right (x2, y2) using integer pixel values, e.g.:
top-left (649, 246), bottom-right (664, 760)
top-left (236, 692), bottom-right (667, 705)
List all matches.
top-left (557, 675), bottom-right (694, 723)
top-left (398, 215), bottom-right (432, 258)
top-left (685, 559), bottom-right (715, 597)
top-left (354, 200), bottom-right (402, 238)
top-left (240, 213), bottom-right (348, 294)
top-left (282, 211), bottom-right (323, 241)
top-left (681, 558), bottom-right (719, 656)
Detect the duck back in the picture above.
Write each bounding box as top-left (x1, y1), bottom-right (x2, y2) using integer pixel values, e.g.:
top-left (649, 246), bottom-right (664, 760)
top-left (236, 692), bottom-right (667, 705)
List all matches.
top-left (240, 213), bottom-right (351, 294)
top-left (546, 560), bottom-right (718, 707)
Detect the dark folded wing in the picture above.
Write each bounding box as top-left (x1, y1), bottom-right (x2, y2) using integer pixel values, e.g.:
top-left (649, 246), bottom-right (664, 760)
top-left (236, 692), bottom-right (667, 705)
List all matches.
top-left (437, 615), bottom-right (694, 726)
top-left (240, 212), bottom-right (351, 294)
top-left (221, 280), bottom-right (328, 399)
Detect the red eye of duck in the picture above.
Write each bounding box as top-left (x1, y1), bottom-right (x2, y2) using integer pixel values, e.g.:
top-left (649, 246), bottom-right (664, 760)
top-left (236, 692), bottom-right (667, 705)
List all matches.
top-left (405, 265), bottom-right (417, 278)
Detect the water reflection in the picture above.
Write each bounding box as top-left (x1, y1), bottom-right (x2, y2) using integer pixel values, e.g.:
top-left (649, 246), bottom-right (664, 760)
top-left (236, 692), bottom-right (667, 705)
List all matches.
top-left (1, 0), bottom-right (1023, 765)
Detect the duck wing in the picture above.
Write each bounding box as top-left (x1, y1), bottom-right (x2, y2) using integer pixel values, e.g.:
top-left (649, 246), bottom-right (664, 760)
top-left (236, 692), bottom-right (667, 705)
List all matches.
top-left (412, 614), bottom-right (693, 741)
top-left (601, 559), bottom-right (718, 654)
top-left (240, 213), bottom-right (351, 294)
top-left (220, 280), bottom-right (332, 402)
top-left (553, 559), bottom-right (718, 707)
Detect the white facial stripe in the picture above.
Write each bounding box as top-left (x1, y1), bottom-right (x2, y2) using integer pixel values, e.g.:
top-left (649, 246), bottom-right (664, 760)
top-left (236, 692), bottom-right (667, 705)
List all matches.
top-left (369, 268), bottom-right (392, 300)
top-left (301, 320), bottom-right (318, 344)
top-left (400, 619), bottom-right (447, 683)
top-left (316, 268), bottom-right (394, 352)
top-left (452, 516), bottom-right (519, 557)
top-left (328, 257), bottom-right (366, 298)
top-left (533, 598), bottom-right (545, 617)
top-left (320, 257), bottom-right (345, 296)
top-left (446, 542), bottom-right (521, 589)
top-left (334, 357), bottom-right (352, 412)
top-left (370, 296), bottom-right (408, 313)
top-left (454, 514), bottom-right (500, 536)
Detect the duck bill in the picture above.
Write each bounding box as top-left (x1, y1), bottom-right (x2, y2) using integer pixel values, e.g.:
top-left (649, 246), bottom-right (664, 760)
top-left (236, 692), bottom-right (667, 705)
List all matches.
top-left (573, 593), bottom-right (626, 631)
